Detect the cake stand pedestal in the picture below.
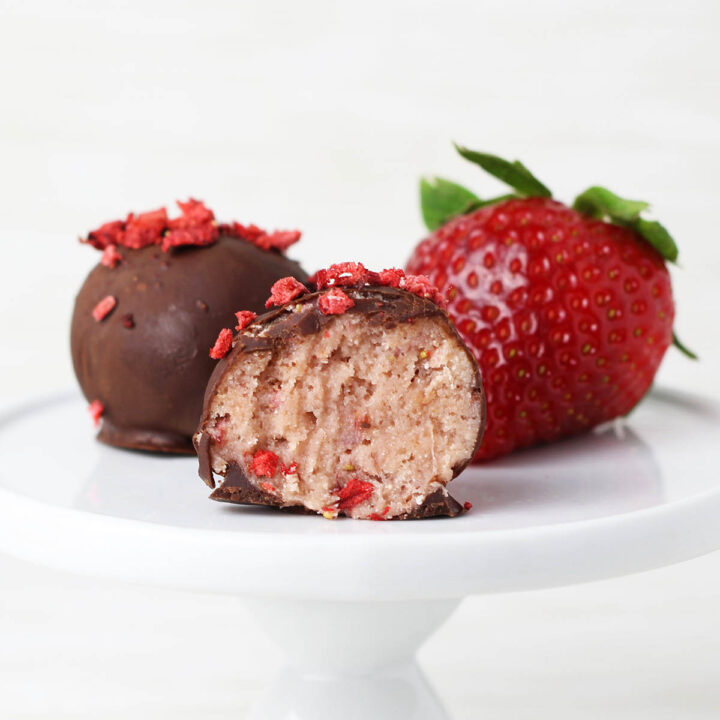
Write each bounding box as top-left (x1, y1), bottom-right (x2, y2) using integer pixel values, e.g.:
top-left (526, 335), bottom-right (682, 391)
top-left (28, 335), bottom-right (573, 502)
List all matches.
top-left (245, 598), bottom-right (459, 719)
top-left (1, 389), bottom-right (719, 719)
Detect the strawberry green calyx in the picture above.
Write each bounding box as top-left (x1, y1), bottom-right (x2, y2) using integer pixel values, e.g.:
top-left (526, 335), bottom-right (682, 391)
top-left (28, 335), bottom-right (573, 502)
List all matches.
top-left (453, 145), bottom-right (552, 198)
top-left (572, 186), bottom-right (678, 263)
top-left (420, 178), bottom-right (514, 231)
top-left (419, 145), bottom-right (552, 231)
top-left (572, 186), bottom-right (694, 359)
top-left (420, 178), bottom-right (480, 231)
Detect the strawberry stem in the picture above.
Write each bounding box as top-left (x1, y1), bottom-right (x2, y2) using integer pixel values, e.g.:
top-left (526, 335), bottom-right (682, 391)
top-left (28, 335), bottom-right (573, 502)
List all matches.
top-left (672, 332), bottom-right (698, 360)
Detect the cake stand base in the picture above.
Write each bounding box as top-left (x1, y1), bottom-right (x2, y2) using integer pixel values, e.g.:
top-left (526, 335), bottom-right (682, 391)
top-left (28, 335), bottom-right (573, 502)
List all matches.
top-left (245, 597), bottom-right (459, 719)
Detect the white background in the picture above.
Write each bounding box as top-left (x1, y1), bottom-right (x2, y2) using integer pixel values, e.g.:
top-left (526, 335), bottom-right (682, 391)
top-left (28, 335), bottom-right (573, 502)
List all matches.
top-left (1, 0), bottom-right (719, 717)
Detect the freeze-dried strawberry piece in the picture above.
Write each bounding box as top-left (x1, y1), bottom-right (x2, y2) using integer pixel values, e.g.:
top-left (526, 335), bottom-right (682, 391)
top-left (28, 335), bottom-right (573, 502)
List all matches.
top-left (281, 461), bottom-right (298, 476)
top-left (123, 208), bottom-right (168, 249)
top-left (369, 507), bottom-right (390, 521)
top-left (169, 198), bottom-right (215, 228)
top-left (250, 450), bottom-right (279, 478)
top-left (336, 478), bottom-right (374, 510)
top-left (463, 501), bottom-right (473, 511)
top-left (161, 223), bottom-right (219, 251)
top-left (400, 274), bottom-right (446, 306)
top-left (255, 229), bottom-right (302, 251)
top-left (378, 268), bottom-right (405, 287)
top-left (307, 264), bottom-right (444, 307)
top-left (100, 244), bottom-right (123, 268)
top-left (88, 399), bottom-right (104, 427)
top-left (92, 295), bottom-right (117, 321)
top-left (85, 220), bottom-right (125, 250)
top-left (221, 223), bottom-right (301, 252)
top-left (221, 222), bottom-right (267, 243)
top-left (265, 276), bottom-right (307, 308)
top-left (259, 481), bottom-right (278, 494)
top-left (81, 200), bottom-right (304, 259)
top-left (209, 328), bottom-right (233, 359)
top-left (234, 310), bottom-right (258, 330)
top-left (318, 288), bottom-right (355, 315)
top-left (312, 262), bottom-right (374, 290)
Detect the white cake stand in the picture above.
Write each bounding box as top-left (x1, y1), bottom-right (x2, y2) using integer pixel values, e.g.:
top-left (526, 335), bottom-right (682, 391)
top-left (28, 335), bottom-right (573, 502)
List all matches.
top-left (1, 389), bottom-right (720, 719)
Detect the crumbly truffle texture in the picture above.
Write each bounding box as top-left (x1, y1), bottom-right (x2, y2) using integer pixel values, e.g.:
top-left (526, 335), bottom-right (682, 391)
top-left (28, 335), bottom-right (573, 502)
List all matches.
top-left (195, 287), bottom-right (485, 520)
top-left (71, 235), bottom-right (308, 453)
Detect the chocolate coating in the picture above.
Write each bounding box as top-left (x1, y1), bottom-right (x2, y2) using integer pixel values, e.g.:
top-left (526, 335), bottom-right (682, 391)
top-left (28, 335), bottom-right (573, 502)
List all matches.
top-left (195, 285), bottom-right (486, 518)
top-left (211, 462), bottom-right (465, 519)
top-left (71, 235), bottom-right (308, 453)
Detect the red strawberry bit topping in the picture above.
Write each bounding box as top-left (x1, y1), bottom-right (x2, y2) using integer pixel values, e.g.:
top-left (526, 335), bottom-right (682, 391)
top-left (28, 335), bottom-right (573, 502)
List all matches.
top-left (221, 222), bottom-right (266, 243)
top-left (83, 201), bottom-right (301, 255)
top-left (259, 481), bottom-right (278, 494)
top-left (378, 268), bottom-right (405, 287)
top-left (265, 277), bottom-right (308, 308)
top-left (235, 310), bottom-right (258, 330)
top-left (369, 507), bottom-right (390, 521)
top-left (92, 295), bottom-right (117, 321)
top-left (311, 262), bottom-right (376, 289)
top-left (86, 220), bottom-right (125, 249)
top-left (309, 263), bottom-right (445, 306)
top-left (318, 288), bottom-right (355, 315)
top-left (121, 313), bottom-right (135, 329)
top-left (250, 450), bottom-right (279, 478)
top-left (463, 501), bottom-right (473, 511)
top-left (281, 461), bottom-right (298, 476)
top-left (171, 198), bottom-right (214, 227)
top-left (222, 223), bottom-right (302, 251)
top-left (399, 273), bottom-right (446, 306)
top-left (162, 223), bottom-right (218, 252)
top-left (88, 400), bottom-right (104, 427)
top-left (122, 208), bottom-right (169, 249)
top-left (100, 244), bottom-right (123, 268)
top-left (336, 478), bottom-right (375, 510)
top-left (255, 229), bottom-right (302, 251)
top-left (209, 328), bottom-right (233, 359)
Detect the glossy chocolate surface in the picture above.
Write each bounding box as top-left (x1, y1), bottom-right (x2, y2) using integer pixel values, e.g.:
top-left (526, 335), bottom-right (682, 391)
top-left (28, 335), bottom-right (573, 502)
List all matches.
top-left (71, 235), bottom-right (308, 453)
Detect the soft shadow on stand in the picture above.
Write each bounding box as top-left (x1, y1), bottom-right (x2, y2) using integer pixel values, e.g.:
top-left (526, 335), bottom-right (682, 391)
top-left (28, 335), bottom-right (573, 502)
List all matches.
top-left (455, 424), bottom-right (664, 528)
top-left (74, 443), bottom-right (202, 523)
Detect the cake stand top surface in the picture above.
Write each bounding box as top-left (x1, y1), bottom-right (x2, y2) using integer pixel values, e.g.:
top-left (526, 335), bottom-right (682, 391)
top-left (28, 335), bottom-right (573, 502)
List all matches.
top-left (0, 389), bottom-right (718, 600)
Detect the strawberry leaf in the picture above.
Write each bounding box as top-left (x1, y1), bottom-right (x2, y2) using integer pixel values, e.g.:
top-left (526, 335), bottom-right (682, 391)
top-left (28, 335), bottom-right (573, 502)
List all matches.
top-left (420, 178), bottom-right (481, 231)
top-left (573, 186), bottom-right (649, 222)
top-left (454, 145), bottom-right (552, 198)
top-left (573, 185), bottom-right (679, 263)
top-left (672, 332), bottom-right (698, 360)
top-left (633, 218), bottom-right (679, 263)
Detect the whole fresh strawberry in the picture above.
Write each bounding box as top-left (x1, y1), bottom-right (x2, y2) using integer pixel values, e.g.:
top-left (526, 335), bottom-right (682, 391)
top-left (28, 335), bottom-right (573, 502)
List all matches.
top-left (407, 145), bottom-right (695, 461)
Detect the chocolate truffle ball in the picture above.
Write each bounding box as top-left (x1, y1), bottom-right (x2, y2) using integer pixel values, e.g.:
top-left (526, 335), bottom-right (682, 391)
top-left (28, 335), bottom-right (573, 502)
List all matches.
top-left (71, 201), bottom-right (309, 454)
top-left (195, 264), bottom-right (485, 520)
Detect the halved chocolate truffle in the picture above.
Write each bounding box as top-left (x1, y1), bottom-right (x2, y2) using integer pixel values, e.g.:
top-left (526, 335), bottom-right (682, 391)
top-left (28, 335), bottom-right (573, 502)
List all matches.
top-left (195, 264), bottom-right (485, 520)
top-left (71, 200), bottom-right (308, 453)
